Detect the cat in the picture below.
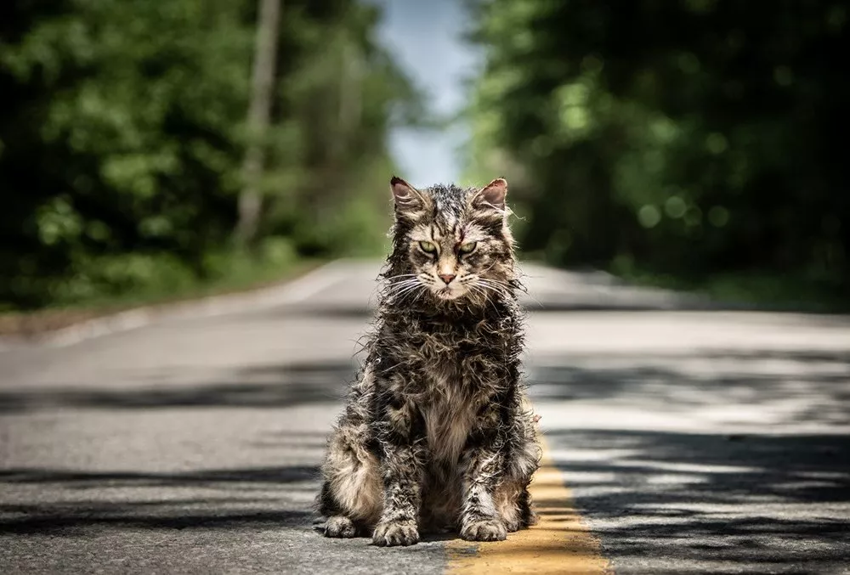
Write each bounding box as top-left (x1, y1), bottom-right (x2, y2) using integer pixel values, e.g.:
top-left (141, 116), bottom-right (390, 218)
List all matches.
top-left (317, 176), bottom-right (540, 547)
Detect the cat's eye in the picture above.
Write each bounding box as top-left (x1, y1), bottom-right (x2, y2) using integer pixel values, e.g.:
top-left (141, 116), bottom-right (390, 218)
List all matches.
top-left (458, 241), bottom-right (477, 254)
top-left (419, 241), bottom-right (437, 254)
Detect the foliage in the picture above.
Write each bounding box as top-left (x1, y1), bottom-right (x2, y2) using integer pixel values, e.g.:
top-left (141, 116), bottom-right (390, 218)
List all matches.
top-left (465, 0), bottom-right (850, 301)
top-left (0, 0), bottom-right (421, 309)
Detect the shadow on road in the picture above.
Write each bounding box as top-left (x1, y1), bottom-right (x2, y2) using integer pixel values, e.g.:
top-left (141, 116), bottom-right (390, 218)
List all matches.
top-left (0, 464), bottom-right (320, 534)
top-left (531, 346), bottom-right (850, 573)
top-left (0, 360), bottom-right (359, 413)
top-left (0, 506), bottom-right (314, 534)
top-left (547, 428), bottom-right (850, 573)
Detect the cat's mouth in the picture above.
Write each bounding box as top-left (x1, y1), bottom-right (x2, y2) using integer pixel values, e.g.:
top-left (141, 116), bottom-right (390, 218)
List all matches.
top-left (435, 286), bottom-right (464, 300)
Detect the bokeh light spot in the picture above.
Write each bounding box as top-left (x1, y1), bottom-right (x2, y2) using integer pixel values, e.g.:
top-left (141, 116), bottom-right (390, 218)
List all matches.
top-left (638, 205), bottom-right (662, 228)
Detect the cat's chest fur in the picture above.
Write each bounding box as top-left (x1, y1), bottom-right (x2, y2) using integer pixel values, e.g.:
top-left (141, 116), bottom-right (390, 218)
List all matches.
top-left (420, 372), bottom-right (478, 465)
top-left (410, 320), bottom-right (504, 464)
top-left (376, 311), bottom-right (515, 463)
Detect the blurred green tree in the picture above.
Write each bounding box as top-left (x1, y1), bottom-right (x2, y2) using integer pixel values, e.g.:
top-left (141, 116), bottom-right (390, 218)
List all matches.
top-left (465, 0), bottom-right (849, 302)
top-left (0, 0), bottom-right (423, 309)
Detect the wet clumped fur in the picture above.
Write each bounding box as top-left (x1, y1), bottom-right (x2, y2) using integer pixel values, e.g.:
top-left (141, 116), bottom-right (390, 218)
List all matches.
top-left (317, 176), bottom-right (540, 546)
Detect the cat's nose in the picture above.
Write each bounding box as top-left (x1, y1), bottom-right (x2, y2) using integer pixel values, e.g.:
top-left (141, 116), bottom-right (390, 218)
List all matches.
top-left (438, 274), bottom-right (456, 285)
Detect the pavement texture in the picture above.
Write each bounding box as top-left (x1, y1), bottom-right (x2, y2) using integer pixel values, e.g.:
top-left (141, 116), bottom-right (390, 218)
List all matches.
top-left (1, 259), bottom-right (849, 574)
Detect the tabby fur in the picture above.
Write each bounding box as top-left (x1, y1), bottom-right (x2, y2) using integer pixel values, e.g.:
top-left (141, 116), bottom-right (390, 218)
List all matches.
top-left (317, 177), bottom-right (540, 546)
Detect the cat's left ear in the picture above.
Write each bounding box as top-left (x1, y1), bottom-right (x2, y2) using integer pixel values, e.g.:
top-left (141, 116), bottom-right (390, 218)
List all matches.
top-left (474, 178), bottom-right (508, 211)
top-left (390, 176), bottom-right (425, 216)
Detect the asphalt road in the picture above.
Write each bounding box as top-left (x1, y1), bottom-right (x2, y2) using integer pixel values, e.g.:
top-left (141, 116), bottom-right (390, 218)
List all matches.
top-left (1, 260), bottom-right (849, 574)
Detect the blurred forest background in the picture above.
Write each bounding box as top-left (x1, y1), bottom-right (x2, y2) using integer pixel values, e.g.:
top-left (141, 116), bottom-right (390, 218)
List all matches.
top-left (1, 0), bottom-right (848, 315)
top-left (465, 0), bottom-right (849, 308)
top-left (1, 0), bottom-right (423, 312)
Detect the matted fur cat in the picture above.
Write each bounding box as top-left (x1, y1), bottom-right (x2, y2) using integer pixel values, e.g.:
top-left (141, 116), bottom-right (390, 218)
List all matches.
top-left (317, 176), bottom-right (540, 546)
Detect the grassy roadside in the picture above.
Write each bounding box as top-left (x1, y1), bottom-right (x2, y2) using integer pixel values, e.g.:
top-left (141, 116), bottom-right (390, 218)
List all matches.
top-left (0, 258), bottom-right (324, 339)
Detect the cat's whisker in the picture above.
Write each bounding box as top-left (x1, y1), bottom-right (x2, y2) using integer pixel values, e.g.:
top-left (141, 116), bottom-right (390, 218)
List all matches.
top-left (385, 286), bottom-right (419, 298)
top-left (477, 276), bottom-right (511, 287)
top-left (385, 274), bottom-right (419, 282)
top-left (475, 278), bottom-right (511, 298)
top-left (393, 281), bottom-right (421, 294)
top-left (471, 285), bottom-right (502, 316)
top-left (386, 279), bottom-right (419, 291)
top-left (467, 284), bottom-right (490, 306)
top-left (478, 284), bottom-right (504, 301)
top-left (383, 277), bottom-right (420, 290)
top-left (392, 282), bottom-right (426, 300)
top-left (481, 277), bottom-right (539, 306)
top-left (389, 288), bottom-right (420, 303)
top-left (395, 284), bottom-right (426, 305)
top-left (385, 277), bottom-right (421, 289)
top-left (480, 278), bottom-right (513, 292)
top-left (382, 277), bottom-right (418, 289)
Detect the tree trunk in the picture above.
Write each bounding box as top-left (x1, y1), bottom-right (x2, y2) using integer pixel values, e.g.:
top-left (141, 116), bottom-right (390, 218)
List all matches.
top-left (236, 0), bottom-right (282, 246)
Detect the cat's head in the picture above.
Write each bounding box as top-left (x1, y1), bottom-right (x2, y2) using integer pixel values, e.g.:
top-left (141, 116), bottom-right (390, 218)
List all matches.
top-left (386, 176), bottom-right (517, 304)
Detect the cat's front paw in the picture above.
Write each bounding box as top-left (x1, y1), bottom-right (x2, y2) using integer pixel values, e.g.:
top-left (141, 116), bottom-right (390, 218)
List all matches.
top-left (372, 520), bottom-right (419, 547)
top-left (324, 515), bottom-right (357, 538)
top-left (461, 518), bottom-right (508, 542)
top-left (504, 517), bottom-right (521, 532)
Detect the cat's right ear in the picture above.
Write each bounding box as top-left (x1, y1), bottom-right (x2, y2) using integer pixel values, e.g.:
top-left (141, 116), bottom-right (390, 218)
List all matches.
top-left (390, 176), bottom-right (424, 217)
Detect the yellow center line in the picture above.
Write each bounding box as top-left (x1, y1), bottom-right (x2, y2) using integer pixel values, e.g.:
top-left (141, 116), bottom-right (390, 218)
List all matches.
top-left (446, 435), bottom-right (611, 574)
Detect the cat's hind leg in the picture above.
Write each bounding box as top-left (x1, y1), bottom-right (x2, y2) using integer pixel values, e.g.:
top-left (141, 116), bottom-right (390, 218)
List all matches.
top-left (494, 481), bottom-right (523, 532)
top-left (319, 423), bottom-right (382, 537)
top-left (494, 481), bottom-right (538, 532)
top-left (497, 398), bottom-right (542, 532)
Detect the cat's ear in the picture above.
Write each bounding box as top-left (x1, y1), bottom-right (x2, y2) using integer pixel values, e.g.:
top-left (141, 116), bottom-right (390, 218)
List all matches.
top-left (474, 178), bottom-right (508, 211)
top-left (390, 176), bottom-right (425, 216)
